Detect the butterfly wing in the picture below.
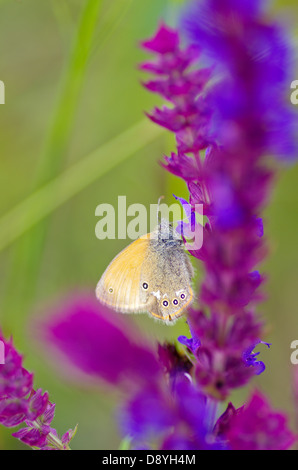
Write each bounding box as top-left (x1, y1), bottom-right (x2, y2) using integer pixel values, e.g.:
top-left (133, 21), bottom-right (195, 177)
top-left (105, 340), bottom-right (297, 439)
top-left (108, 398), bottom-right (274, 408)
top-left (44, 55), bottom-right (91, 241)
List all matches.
top-left (140, 241), bottom-right (194, 323)
top-left (96, 235), bottom-right (151, 313)
top-left (148, 287), bottom-right (193, 322)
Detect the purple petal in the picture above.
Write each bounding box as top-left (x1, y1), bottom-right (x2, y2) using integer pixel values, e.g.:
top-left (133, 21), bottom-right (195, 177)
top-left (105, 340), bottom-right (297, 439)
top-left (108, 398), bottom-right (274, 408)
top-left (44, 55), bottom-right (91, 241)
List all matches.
top-left (227, 390), bottom-right (297, 450)
top-left (12, 427), bottom-right (49, 448)
top-left (39, 294), bottom-right (161, 389)
top-left (141, 24), bottom-right (179, 54)
top-left (27, 389), bottom-right (49, 421)
top-left (0, 398), bottom-right (28, 427)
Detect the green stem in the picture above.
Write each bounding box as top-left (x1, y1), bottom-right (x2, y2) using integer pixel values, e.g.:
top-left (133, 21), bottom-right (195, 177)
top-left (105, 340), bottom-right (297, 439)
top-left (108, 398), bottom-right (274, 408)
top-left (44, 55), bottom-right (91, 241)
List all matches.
top-left (1, 0), bottom-right (103, 325)
top-left (0, 120), bottom-right (163, 254)
top-left (35, 0), bottom-right (103, 184)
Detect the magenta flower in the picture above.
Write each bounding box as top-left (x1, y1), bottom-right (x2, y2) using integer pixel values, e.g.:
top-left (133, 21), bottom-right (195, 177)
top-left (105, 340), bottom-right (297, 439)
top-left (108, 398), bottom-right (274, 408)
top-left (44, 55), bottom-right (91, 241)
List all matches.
top-left (140, 25), bottom-right (268, 399)
top-left (0, 333), bottom-right (76, 450)
top-left (140, 0), bottom-right (298, 403)
top-left (178, 312), bottom-right (271, 399)
top-left (40, 295), bottom-right (296, 450)
top-left (119, 378), bottom-right (225, 450)
top-left (39, 295), bottom-right (227, 449)
top-left (224, 391), bottom-right (297, 450)
top-left (40, 294), bottom-right (161, 390)
top-left (181, 0), bottom-right (298, 160)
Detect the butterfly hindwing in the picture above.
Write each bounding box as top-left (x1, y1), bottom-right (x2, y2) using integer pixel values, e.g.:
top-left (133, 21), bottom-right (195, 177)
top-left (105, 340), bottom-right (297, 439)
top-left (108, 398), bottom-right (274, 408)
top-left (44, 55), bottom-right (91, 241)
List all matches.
top-left (139, 239), bottom-right (194, 322)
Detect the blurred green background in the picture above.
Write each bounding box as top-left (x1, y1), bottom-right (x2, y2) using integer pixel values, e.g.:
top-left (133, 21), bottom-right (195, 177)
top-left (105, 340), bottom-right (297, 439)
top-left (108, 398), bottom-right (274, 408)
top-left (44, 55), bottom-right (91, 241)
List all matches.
top-left (0, 0), bottom-right (298, 450)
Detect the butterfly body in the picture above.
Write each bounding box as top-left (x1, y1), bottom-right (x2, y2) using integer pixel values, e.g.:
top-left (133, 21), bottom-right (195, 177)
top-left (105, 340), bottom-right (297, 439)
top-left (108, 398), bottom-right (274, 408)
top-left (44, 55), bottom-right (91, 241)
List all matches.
top-left (96, 219), bottom-right (194, 324)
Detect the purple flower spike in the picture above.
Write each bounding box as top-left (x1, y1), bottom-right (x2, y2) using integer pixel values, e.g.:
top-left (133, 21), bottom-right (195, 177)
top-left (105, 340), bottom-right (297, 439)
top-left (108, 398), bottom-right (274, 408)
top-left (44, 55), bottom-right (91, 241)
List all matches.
top-left (177, 311), bottom-right (268, 400)
top-left (0, 333), bottom-right (75, 450)
top-left (141, 24), bottom-right (213, 156)
top-left (181, 0), bottom-right (298, 161)
top-left (138, 0), bottom-right (298, 448)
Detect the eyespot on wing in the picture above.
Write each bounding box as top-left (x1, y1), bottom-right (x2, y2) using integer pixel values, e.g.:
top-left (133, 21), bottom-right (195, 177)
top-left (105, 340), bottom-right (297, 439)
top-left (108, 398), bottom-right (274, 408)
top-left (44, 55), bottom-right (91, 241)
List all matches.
top-left (148, 287), bottom-right (193, 324)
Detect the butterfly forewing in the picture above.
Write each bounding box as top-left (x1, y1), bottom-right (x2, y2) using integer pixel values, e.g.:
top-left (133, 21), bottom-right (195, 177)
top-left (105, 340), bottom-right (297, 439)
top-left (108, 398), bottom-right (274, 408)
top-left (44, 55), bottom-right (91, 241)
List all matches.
top-left (96, 235), bottom-right (151, 313)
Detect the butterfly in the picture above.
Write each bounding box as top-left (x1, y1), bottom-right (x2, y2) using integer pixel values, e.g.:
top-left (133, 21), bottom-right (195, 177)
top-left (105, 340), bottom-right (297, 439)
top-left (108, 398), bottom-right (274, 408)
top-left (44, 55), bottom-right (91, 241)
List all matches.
top-left (96, 218), bottom-right (194, 324)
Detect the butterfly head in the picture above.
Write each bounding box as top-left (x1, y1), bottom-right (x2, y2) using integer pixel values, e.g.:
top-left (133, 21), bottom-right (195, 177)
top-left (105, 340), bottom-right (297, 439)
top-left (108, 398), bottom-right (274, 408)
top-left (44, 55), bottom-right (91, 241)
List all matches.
top-left (151, 219), bottom-right (183, 247)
